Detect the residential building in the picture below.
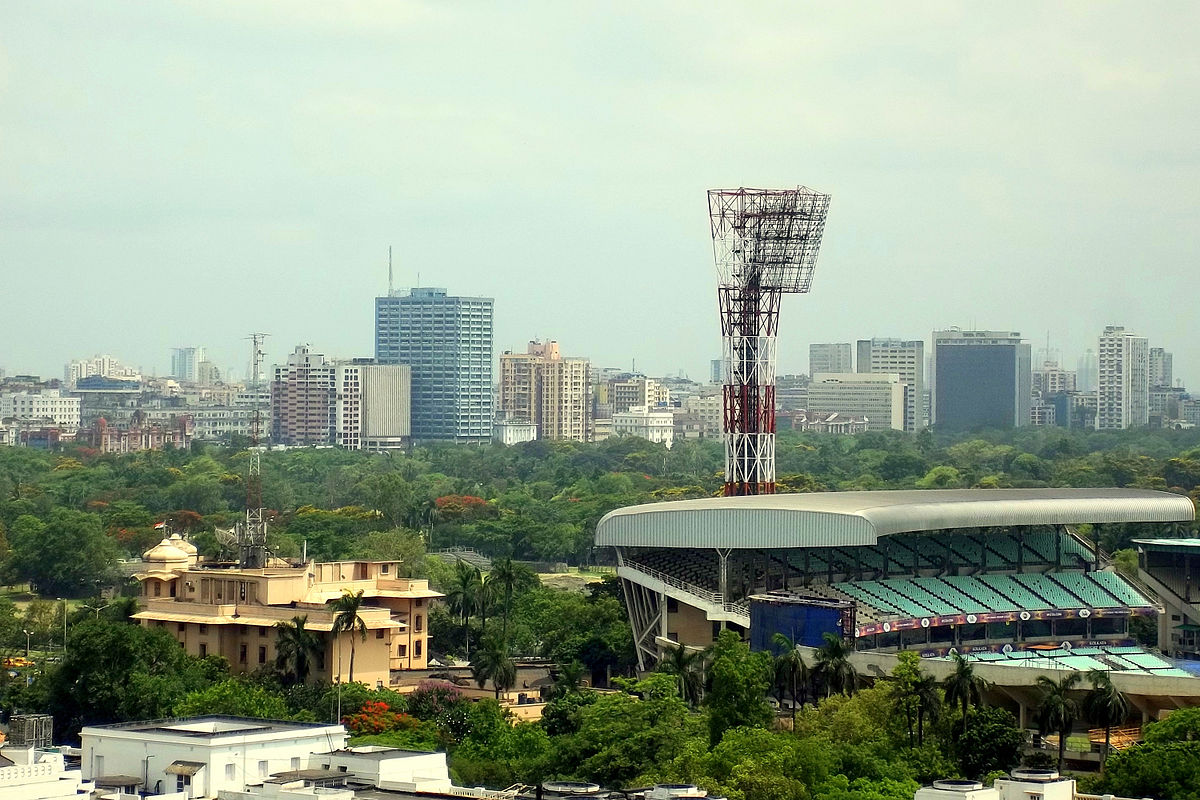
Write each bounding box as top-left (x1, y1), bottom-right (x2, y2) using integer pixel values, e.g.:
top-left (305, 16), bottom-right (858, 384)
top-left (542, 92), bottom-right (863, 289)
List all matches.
top-left (335, 362), bottom-right (411, 452)
top-left (710, 358), bottom-right (725, 384)
top-left (809, 342), bottom-right (852, 376)
top-left (271, 345), bottom-right (336, 446)
top-left (196, 360), bottom-right (222, 385)
top-left (807, 373), bottom-right (905, 432)
top-left (609, 378), bottom-right (669, 414)
top-left (1030, 401), bottom-right (1057, 427)
top-left (1150, 347), bottom-right (1174, 388)
top-left (81, 716), bottom-right (347, 799)
top-left (133, 542), bottom-right (440, 683)
top-left (931, 330), bottom-right (1031, 429)
top-left (374, 287), bottom-right (493, 443)
top-left (1150, 386), bottom-right (1187, 421)
top-left (612, 405), bottom-right (674, 448)
top-left (1032, 361), bottom-right (1077, 397)
top-left (682, 392), bottom-right (722, 438)
top-left (498, 340), bottom-right (589, 441)
top-left (0, 389), bottom-right (82, 429)
top-left (63, 354), bottom-right (140, 388)
top-left (1096, 326), bottom-right (1149, 430)
top-left (171, 347), bottom-right (206, 383)
top-left (856, 338), bottom-right (924, 431)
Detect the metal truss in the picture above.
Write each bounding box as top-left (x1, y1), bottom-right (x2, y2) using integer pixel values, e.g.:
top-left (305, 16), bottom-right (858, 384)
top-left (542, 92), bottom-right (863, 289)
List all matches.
top-left (710, 187), bottom-right (830, 496)
top-left (622, 578), bottom-right (665, 671)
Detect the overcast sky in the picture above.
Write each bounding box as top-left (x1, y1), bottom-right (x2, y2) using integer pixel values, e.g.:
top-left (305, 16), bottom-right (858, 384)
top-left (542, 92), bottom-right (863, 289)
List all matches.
top-left (3, 2), bottom-right (1197, 386)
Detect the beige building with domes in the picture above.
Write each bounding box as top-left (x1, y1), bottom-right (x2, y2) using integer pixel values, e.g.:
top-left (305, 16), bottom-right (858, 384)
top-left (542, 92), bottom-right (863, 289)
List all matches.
top-left (133, 537), bottom-right (440, 685)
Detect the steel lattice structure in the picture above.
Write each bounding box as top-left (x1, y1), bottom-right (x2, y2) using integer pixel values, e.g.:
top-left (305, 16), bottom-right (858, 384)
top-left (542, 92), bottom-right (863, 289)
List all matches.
top-left (709, 187), bottom-right (830, 495)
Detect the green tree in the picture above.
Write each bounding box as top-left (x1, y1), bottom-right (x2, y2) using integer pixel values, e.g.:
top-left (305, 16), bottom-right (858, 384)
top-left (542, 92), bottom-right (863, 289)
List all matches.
top-left (943, 653), bottom-right (988, 738)
top-left (1084, 669), bottom-right (1130, 764)
top-left (955, 705), bottom-right (1025, 779)
top-left (1036, 672), bottom-right (1082, 771)
top-left (445, 561), bottom-right (481, 658)
top-left (491, 557), bottom-right (536, 639)
top-left (813, 632), bottom-right (857, 699)
top-left (889, 651), bottom-right (923, 748)
top-left (274, 615), bottom-right (322, 685)
top-left (7, 510), bottom-right (118, 596)
top-left (772, 632), bottom-right (809, 723)
top-left (470, 635), bottom-right (517, 700)
top-left (174, 678), bottom-right (291, 718)
top-left (330, 590), bottom-right (367, 683)
top-left (1102, 741), bottom-right (1200, 800)
top-left (1145, 706), bottom-right (1200, 743)
top-left (704, 630), bottom-right (774, 747)
top-left (657, 642), bottom-right (708, 708)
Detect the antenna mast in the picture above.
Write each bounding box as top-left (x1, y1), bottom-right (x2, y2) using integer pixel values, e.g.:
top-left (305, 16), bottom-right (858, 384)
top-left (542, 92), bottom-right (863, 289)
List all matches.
top-left (388, 245), bottom-right (394, 297)
top-left (240, 332), bottom-right (270, 568)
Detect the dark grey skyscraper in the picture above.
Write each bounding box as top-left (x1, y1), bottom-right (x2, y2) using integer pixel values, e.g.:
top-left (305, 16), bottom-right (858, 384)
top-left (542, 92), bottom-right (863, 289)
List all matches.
top-left (932, 330), bottom-right (1031, 430)
top-left (375, 287), bottom-right (494, 442)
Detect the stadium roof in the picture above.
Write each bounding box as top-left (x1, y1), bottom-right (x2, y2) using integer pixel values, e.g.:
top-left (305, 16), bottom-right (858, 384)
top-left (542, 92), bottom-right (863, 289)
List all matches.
top-left (1132, 538), bottom-right (1200, 555)
top-left (596, 489), bottom-right (1195, 550)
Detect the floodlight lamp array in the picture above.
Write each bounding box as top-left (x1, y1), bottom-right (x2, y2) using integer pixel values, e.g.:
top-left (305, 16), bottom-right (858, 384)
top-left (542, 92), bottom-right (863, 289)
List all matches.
top-left (708, 186), bottom-right (831, 293)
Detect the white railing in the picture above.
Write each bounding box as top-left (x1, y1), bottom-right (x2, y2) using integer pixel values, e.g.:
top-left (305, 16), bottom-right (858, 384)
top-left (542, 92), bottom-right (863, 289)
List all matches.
top-left (623, 561), bottom-right (750, 622)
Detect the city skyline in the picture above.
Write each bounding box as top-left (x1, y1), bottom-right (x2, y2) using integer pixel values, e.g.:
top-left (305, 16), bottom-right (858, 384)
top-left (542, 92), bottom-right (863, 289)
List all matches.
top-left (3, 4), bottom-right (1198, 387)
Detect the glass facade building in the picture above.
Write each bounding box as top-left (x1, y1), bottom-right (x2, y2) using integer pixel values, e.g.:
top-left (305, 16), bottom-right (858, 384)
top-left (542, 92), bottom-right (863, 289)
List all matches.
top-left (374, 288), bottom-right (494, 442)
top-left (932, 330), bottom-right (1031, 430)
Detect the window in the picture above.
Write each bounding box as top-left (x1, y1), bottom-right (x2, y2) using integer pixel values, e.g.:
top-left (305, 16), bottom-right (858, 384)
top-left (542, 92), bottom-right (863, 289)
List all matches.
top-left (239, 644), bottom-right (248, 664)
top-left (381, 563), bottom-right (390, 575)
top-left (259, 646), bottom-right (267, 664)
top-left (226, 764), bottom-right (235, 781)
top-left (415, 598), bottom-right (424, 608)
top-left (376, 629), bottom-right (384, 639)
top-left (176, 774), bottom-right (191, 792)
top-left (414, 639), bottom-right (422, 657)
top-left (178, 623), bottom-right (186, 633)
top-left (154, 583), bottom-right (162, 597)
top-left (415, 615), bottom-right (423, 632)
top-left (290, 757), bottom-right (300, 770)
top-left (259, 627), bottom-right (267, 637)
top-left (199, 643), bottom-right (207, 658)
top-left (198, 624), bottom-right (208, 634)
top-left (398, 644), bottom-right (408, 657)
top-left (258, 761), bottom-right (268, 777)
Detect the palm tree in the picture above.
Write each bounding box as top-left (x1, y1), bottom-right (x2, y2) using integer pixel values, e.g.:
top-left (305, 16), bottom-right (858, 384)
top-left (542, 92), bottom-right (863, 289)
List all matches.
top-left (914, 673), bottom-right (941, 746)
top-left (656, 642), bottom-right (707, 707)
top-left (330, 590), bottom-right (368, 683)
top-left (274, 615), bottom-right (322, 685)
top-left (445, 561), bottom-right (481, 658)
top-left (471, 635), bottom-right (517, 700)
top-left (553, 661), bottom-right (587, 698)
top-left (1036, 672), bottom-right (1082, 772)
top-left (1084, 670), bottom-right (1129, 765)
top-left (943, 653), bottom-right (989, 738)
top-left (477, 573), bottom-right (497, 636)
top-left (813, 632), bottom-right (857, 699)
top-left (772, 632), bottom-right (809, 723)
top-left (491, 557), bottom-right (535, 639)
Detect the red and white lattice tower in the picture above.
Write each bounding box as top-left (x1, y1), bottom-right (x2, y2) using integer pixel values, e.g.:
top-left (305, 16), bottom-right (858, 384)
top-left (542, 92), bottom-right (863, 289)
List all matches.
top-left (709, 187), bottom-right (830, 495)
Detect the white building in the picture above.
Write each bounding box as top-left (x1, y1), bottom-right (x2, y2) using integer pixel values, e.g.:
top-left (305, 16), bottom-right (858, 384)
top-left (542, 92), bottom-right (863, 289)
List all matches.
top-left (809, 343), bottom-right (852, 376)
top-left (335, 362), bottom-right (411, 452)
top-left (493, 417), bottom-right (538, 445)
top-left (1096, 326), bottom-right (1149, 430)
top-left (1031, 361), bottom-right (1077, 397)
top-left (807, 373), bottom-right (905, 432)
top-left (682, 393), bottom-right (723, 438)
top-left (64, 354), bottom-right (141, 388)
top-left (0, 390), bottom-right (82, 429)
top-left (171, 348), bottom-right (206, 383)
top-left (0, 744), bottom-right (92, 800)
top-left (1150, 347), bottom-right (1174, 388)
top-left (856, 338), bottom-right (924, 431)
top-left (81, 716), bottom-right (347, 800)
top-left (612, 405), bottom-right (674, 448)
top-left (609, 378), bottom-right (669, 414)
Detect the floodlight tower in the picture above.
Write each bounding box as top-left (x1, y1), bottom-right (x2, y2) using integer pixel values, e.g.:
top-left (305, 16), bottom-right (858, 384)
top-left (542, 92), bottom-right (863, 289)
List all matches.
top-left (709, 187), bottom-right (830, 495)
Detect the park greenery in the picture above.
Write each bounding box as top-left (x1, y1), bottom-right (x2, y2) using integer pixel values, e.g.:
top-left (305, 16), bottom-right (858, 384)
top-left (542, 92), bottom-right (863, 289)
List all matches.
top-left (2, 426), bottom-right (1200, 796)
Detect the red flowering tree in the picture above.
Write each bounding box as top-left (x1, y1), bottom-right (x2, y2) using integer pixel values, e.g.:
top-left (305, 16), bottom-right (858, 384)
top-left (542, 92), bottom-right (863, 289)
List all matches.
top-left (342, 701), bottom-right (419, 736)
top-left (434, 495), bottom-right (492, 521)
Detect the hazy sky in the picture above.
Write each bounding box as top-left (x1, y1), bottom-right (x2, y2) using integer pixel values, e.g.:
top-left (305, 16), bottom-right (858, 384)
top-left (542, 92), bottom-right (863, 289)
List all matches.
top-left (3, 2), bottom-right (1197, 385)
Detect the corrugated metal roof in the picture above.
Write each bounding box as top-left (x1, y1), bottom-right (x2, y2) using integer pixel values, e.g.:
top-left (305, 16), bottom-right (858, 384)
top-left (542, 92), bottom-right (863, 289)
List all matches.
top-left (596, 489), bottom-right (1196, 549)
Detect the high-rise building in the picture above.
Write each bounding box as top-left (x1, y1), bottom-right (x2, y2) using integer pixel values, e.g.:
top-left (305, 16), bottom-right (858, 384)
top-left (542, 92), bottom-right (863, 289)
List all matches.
top-left (710, 358), bottom-right (725, 385)
top-left (335, 362), bottom-right (412, 452)
top-left (64, 354), bottom-right (140, 388)
top-left (1032, 362), bottom-right (1077, 397)
top-left (498, 340), bottom-right (590, 442)
top-left (609, 377), bottom-right (669, 414)
top-left (856, 338), bottom-right (924, 431)
top-left (1150, 347), bottom-right (1173, 389)
top-left (1097, 326), bottom-right (1149, 430)
top-left (374, 288), bottom-right (494, 443)
top-left (809, 343), bottom-right (852, 376)
top-left (1076, 349), bottom-right (1099, 393)
top-left (931, 330), bottom-right (1031, 429)
top-left (171, 347), bottom-right (206, 383)
top-left (271, 345), bottom-right (336, 445)
top-left (807, 373), bottom-right (905, 431)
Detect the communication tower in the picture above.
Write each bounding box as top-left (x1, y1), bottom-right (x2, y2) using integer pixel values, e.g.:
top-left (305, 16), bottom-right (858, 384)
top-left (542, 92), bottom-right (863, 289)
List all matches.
top-left (709, 187), bottom-right (830, 495)
top-left (240, 332), bottom-right (270, 568)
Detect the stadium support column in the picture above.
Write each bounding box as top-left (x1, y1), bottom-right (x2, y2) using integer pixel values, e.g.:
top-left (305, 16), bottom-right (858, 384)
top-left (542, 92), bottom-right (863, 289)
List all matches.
top-left (717, 548), bottom-right (731, 601)
top-left (720, 284), bottom-right (780, 495)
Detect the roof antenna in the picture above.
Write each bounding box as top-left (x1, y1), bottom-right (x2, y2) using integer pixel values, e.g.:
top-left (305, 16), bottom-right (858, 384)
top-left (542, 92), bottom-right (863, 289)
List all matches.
top-left (388, 245), bottom-right (393, 297)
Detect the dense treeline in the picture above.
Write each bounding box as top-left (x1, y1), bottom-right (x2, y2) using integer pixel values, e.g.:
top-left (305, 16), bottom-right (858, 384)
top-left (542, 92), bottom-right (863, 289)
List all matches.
top-left (3, 426), bottom-right (1200, 597)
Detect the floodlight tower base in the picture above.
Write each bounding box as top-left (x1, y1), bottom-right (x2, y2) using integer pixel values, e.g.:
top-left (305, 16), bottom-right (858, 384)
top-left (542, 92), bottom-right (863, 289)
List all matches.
top-left (720, 284), bottom-right (780, 495)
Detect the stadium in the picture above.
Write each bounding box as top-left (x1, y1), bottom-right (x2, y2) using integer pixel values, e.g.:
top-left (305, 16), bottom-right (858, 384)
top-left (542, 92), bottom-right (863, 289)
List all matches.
top-left (596, 488), bottom-right (1200, 723)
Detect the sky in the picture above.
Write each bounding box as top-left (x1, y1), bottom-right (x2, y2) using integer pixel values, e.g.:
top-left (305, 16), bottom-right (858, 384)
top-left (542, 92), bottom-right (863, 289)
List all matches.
top-left (2, 2), bottom-right (1198, 386)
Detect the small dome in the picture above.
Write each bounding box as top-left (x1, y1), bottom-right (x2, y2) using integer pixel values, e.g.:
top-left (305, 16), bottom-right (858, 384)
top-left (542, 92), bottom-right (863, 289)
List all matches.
top-left (143, 537), bottom-right (189, 563)
top-left (168, 533), bottom-right (198, 557)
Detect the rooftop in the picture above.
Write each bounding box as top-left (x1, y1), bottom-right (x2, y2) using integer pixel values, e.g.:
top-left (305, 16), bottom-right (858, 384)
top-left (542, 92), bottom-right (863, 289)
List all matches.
top-left (82, 715), bottom-right (342, 738)
top-left (597, 488), bottom-right (1196, 550)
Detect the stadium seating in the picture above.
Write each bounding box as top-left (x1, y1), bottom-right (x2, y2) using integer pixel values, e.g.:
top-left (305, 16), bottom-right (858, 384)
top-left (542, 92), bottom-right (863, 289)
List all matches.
top-left (941, 575), bottom-right (1021, 612)
top-left (1050, 572), bottom-right (1123, 607)
top-left (1012, 574), bottom-right (1074, 607)
top-left (879, 579), bottom-right (959, 616)
top-left (836, 583), bottom-right (905, 616)
top-left (978, 574), bottom-right (1051, 609)
top-left (1091, 571), bottom-right (1153, 606)
top-left (911, 576), bottom-right (985, 613)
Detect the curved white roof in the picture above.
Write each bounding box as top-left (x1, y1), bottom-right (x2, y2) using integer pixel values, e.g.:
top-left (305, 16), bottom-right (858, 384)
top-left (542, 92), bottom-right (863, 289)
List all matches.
top-left (595, 488), bottom-right (1196, 550)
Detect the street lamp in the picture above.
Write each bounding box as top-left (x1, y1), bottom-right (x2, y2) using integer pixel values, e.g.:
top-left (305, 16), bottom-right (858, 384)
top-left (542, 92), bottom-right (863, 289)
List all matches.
top-left (22, 629), bottom-right (31, 659)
